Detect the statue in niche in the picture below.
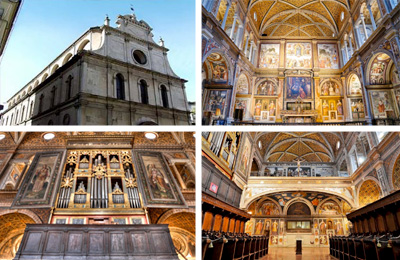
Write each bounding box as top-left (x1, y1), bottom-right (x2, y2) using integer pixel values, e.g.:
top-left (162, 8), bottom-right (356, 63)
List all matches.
top-left (323, 100), bottom-right (329, 116)
top-left (329, 83), bottom-right (335, 95)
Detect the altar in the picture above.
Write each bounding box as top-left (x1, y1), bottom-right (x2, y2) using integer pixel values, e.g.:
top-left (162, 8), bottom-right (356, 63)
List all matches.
top-left (280, 110), bottom-right (318, 123)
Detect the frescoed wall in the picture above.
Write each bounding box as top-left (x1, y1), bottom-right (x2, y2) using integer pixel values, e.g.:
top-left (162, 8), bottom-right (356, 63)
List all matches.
top-left (318, 44), bottom-right (339, 69)
top-left (245, 191), bottom-right (351, 247)
top-left (286, 77), bottom-right (312, 99)
top-left (369, 53), bottom-right (391, 85)
top-left (259, 44), bottom-right (280, 68)
top-left (286, 43), bottom-right (312, 69)
top-left (369, 90), bottom-right (395, 118)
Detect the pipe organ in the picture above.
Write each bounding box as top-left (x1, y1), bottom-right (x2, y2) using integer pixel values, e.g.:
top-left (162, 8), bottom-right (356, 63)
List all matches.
top-left (52, 150), bottom-right (146, 224)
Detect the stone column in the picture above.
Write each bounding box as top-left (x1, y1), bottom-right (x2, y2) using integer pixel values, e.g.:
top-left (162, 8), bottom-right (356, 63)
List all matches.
top-left (348, 34), bottom-right (354, 55)
top-left (235, 24), bottom-right (243, 46)
top-left (170, 163), bottom-right (187, 189)
top-left (360, 14), bottom-right (369, 39)
top-left (375, 161), bottom-right (391, 196)
top-left (185, 162), bottom-right (196, 179)
top-left (244, 34), bottom-right (249, 55)
top-left (367, 4), bottom-right (377, 30)
top-left (230, 14), bottom-right (237, 39)
top-left (221, 1), bottom-right (231, 30)
top-left (312, 40), bottom-right (319, 69)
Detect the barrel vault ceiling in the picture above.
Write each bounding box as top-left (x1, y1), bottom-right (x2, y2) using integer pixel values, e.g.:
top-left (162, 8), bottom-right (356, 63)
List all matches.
top-left (241, 0), bottom-right (352, 38)
top-left (255, 132), bottom-right (343, 163)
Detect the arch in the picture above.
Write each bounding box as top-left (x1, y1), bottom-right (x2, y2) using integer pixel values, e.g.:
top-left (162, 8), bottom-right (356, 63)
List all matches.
top-left (255, 78), bottom-right (278, 96)
top-left (20, 106), bottom-right (25, 122)
top-left (33, 80), bottom-right (39, 88)
top-left (41, 73), bottom-right (48, 82)
top-left (315, 197), bottom-right (344, 215)
top-left (244, 188), bottom-right (356, 210)
top-left (135, 117), bottom-right (158, 125)
top-left (347, 73), bottom-right (362, 96)
top-left (157, 208), bottom-right (196, 225)
top-left (77, 39), bottom-right (90, 52)
top-left (115, 73), bottom-right (125, 100)
top-left (235, 73), bottom-right (250, 94)
top-left (38, 94), bottom-right (44, 113)
top-left (62, 53), bottom-right (73, 65)
top-left (139, 79), bottom-right (149, 104)
top-left (366, 51), bottom-right (395, 85)
top-left (28, 86), bottom-right (32, 93)
top-left (391, 151), bottom-right (400, 190)
top-left (357, 178), bottom-right (382, 207)
top-left (319, 78), bottom-right (343, 96)
top-left (254, 197), bottom-right (282, 216)
top-left (0, 210), bottom-right (42, 259)
top-left (283, 198), bottom-right (314, 215)
top-left (202, 51), bottom-right (233, 85)
top-left (50, 64), bottom-right (60, 74)
top-left (160, 85), bottom-right (169, 108)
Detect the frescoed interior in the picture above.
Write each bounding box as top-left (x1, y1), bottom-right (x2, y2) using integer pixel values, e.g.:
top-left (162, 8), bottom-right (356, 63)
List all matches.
top-left (202, 0), bottom-right (400, 125)
top-left (202, 132), bottom-right (399, 253)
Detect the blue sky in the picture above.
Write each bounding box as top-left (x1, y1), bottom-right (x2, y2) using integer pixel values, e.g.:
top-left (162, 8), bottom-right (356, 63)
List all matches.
top-left (0, 0), bottom-right (195, 103)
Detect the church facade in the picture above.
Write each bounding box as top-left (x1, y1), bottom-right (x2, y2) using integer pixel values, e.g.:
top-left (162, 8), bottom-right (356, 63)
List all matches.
top-left (202, 0), bottom-right (400, 125)
top-left (202, 131), bottom-right (400, 255)
top-left (1, 12), bottom-right (191, 125)
top-left (0, 132), bottom-right (195, 259)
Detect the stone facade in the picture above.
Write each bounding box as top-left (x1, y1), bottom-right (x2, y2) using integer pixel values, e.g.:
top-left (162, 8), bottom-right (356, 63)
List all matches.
top-left (1, 13), bottom-right (190, 125)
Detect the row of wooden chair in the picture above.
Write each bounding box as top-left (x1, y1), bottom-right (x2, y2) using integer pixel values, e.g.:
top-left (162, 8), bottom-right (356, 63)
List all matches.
top-left (202, 231), bottom-right (269, 260)
top-left (330, 234), bottom-right (400, 260)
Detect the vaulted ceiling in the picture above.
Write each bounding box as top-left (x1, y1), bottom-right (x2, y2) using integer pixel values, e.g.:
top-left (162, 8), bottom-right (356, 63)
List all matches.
top-left (255, 132), bottom-right (343, 162)
top-left (243, 0), bottom-right (351, 38)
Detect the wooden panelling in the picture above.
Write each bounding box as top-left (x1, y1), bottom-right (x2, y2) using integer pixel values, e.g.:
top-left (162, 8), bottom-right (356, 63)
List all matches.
top-left (203, 212), bottom-right (214, 231)
top-left (213, 215), bottom-right (223, 232)
top-left (15, 224), bottom-right (178, 259)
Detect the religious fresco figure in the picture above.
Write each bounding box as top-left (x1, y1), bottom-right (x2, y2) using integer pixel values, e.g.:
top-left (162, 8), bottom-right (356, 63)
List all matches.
top-left (255, 220), bottom-right (264, 235)
top-left (147, 163), bottom-right (173, 199)
top-left (269, 101), bottom-right (276, 116)
top-left (337, 100), bottom-right (343, 115)
top-left (25, 164), bottom-right (51, 199)
top-left (378, 99), bottom-right (386, 113)
top-left (255, 100), bottom-right (262, 116)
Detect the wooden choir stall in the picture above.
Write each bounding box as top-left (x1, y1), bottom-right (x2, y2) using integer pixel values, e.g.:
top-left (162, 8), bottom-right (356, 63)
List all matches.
top-left (330, 189), bottom-right (400, 260)
top-left (202, 156), bottom-right (269, 260)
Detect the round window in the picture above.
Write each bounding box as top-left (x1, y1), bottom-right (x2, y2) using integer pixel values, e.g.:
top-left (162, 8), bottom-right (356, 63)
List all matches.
top-left (133, 50), bottom-right (147, 65)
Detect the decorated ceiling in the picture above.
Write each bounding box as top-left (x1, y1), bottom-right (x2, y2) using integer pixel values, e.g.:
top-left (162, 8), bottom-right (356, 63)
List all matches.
top-left (242, 0), bottom-right (351, 37)
top-left (255, 132), bottom-right (342, 162)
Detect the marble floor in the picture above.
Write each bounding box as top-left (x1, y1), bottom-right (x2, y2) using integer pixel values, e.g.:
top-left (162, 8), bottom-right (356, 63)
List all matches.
top-left (261, 247), bottom-right (337, 260)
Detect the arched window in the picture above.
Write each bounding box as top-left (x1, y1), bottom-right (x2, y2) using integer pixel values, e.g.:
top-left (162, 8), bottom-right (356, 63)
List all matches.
top-left (116, 74), bottom-right (125, 100)
top-left (21, 106), bottom-right (25, 122)
top-left (66, 75), bottom-right (73, 100)
top-left (161, 85), bottom-right (169, 108)
top-left (30, 101), bottom-right (34, 117)
top-left (15, 110), bottom-right (19, 124)
top-left (5, 117), bottom-right (8, 126)
top-left (63, 114), bottom-right (70, 125)
top-left (51, 86), bottom-right (56, 107)
top-left (48, 120), bottom-right (54, 125)
top-left (10, 114), bottom-right (13, 126)
top-left (140, 80), bottom-right (149, 104)
top-left (39, 94), bottom-right (44, 113)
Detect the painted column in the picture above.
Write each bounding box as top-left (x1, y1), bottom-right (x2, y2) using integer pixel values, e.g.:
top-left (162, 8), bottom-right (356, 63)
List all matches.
top-left (221, 1), bottom-right (231, 30)
top-left (170, 163), bottom-right (187, 189)
top-left (354, 25), bottom-right (362, 48)
top-left (312, 40), bottom-right (319, 69)
top-left (348, 34), bottom-right (354, 56)
top-left (341, 76), bottom-right (351, 121)
top-left (360, 14), bottom-right (369, 39)
top-left (230, 14), bottom-right (237, 39)
top-left (344, 42), bottom-right (349, 62)
top-left (367, 4), bottom-right (377, 30)
top-left (374, 161), bottom-right (391, 196)
top-left (358, 57), bottom-right (373, 124)
top-left (248, 41), bottom-right (254, 60)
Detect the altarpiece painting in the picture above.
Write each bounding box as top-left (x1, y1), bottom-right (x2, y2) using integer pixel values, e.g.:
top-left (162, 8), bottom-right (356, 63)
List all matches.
top-left (133, 151), bottom-right (187, 208)
top-left (13, 151), bottom-right (65, 208)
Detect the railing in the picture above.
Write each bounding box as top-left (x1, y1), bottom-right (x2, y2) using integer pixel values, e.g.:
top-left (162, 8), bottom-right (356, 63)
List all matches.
top-left (231, 120), bottom-right (368, 126)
